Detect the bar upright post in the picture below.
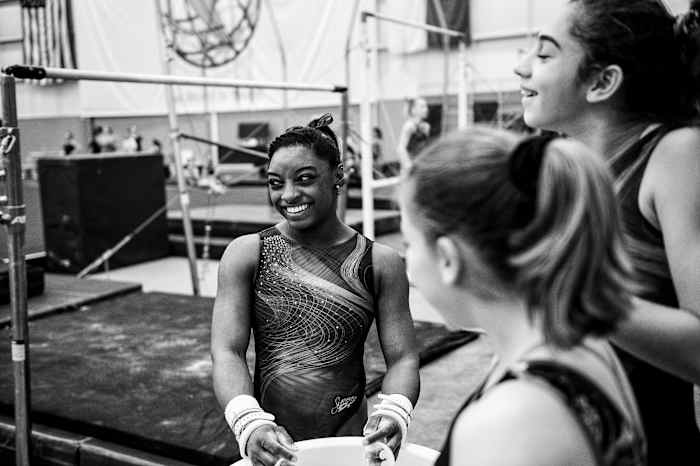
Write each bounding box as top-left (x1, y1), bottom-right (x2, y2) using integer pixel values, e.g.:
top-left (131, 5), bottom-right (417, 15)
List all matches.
top-left (1, 74), bottom-right (31, 466)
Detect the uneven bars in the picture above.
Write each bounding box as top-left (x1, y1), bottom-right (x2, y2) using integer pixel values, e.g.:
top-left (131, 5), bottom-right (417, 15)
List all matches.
top-left (178, 133), bottom-right (268, 161)
top-left (359, 10), bottom-right (466, 237)
top-left (1, 65), bottom-right (347, 93)
top-left (370, 176), bottom-right (400, 189)
top-left (361, 11), bottom-right (465, 39)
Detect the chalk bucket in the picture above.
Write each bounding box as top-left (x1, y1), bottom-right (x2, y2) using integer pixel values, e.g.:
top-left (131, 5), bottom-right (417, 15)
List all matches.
top-left (232, 436), bottom-right (439, 466)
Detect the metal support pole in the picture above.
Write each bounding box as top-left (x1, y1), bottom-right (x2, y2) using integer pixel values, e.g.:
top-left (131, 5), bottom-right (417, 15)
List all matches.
top-left (370, 0), bottom-right (380, 128)
top-left (209, 110), bottom-right (220, 170)
top-left (344, 0), bottom-right (361, 108)
top-left (337, 90), bottom-right (349, 222)
top-left (200, 67), bottom-right (213, 175)
top-left (360, 13), bottom-right (374, 239)
top-left (457, 40), bottom-right (468, 130)
top-left (430, 0), bottom-right (450, 134)
top-left (155, 0), bottom-right (200, 296)
top-left (497, 88), bottom-right (504, 128)
top-left (339, 0), bottom-right (361, 224)
top-left (164, 63), bottom-right (200, 297)
top-left (1, 75), bottom-right (31, 466)
top-left (264, 0), bottom-right (289, 127)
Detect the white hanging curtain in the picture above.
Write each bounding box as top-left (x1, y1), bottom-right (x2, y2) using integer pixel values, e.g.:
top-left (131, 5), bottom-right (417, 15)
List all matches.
top-left (381, 0), bottom-right (428, 54)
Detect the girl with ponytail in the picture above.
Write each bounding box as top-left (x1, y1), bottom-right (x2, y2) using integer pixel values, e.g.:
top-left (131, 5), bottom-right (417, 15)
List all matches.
top-left (515, 1), bottom-right (700, 462)
top-left (401, 126), bottom-right (645, 465)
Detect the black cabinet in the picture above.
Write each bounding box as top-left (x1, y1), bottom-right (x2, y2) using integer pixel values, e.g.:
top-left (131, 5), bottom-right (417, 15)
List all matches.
top-left (37, 152), bottom-right (168, 273)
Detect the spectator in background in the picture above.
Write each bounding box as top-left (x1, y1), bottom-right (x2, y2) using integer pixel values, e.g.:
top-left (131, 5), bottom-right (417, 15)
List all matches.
top-left (149, 138), bottom-right (163, 155)
top-left (396, 97), bottom-right (430, 171)
top-left (88, 126), bottom-right (103, 154)
top-left (343, 126), bottom-right (390, 185)
top-left (371, 126), bottom-right (383, 164)
top-left (97, 125), bottom-right (118, 152)
top-left (151, 139), bottom-right (171, 181)
top-left (342, 138), bottom-right (361, 187)
top-left (62, 131), bottom-right (79, 156)
top-left (122, 125), bottom-right (143, 153)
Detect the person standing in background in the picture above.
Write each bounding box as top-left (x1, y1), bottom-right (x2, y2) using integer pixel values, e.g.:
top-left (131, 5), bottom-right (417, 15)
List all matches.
top-left (396, 97), bottom-right (430, 171)
top-left (122, 125), bottom-right (143, 153)
top-left (62, 131), bottom-right (79, 155)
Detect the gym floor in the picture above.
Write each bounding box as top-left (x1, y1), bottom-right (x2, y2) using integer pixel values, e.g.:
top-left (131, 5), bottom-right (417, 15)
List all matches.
top-left (92, 255), bottom-right (494, 452)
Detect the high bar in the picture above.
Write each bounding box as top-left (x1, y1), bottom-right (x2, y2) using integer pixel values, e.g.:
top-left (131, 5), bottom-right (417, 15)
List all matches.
top-left (361, 11), bottom-right (465, 39)
top-left (1, 65), bottom-right (347, 93)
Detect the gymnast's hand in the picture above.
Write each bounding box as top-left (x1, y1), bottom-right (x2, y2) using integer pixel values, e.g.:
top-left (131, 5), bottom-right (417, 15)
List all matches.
top-left (363, 415), bottom-right (400, 465)
top-left (245, 424), bottom-right (298, 466)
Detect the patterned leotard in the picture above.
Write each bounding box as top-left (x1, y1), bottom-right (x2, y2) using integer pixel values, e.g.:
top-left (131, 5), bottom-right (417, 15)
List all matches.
top-left (251, 227), bottom-right (375, 440)
top-left (436, 355), bottom-right (646, 465)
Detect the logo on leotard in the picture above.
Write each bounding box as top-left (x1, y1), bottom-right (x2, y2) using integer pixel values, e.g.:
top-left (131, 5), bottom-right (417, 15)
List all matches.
top-left (331, 395), bottom-right (357, 414)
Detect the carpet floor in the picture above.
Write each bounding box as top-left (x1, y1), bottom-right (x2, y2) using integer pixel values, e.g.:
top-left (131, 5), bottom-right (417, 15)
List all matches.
top-left (0, 291), bottom-right (478, 465)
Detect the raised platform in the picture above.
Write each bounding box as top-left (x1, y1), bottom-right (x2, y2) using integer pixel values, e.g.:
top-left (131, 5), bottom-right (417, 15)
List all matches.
top-left (0, 291), bottom-right (478, 465)
top-left (14, 180), bottom-right (398, 268)
top-left (0, 274), bottom-right (141, 327)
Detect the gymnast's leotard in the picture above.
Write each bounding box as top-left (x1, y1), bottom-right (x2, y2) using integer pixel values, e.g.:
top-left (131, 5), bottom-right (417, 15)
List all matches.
top-left (405, 121), bottom-right (430, 160)
top-left (251, 227), bottom-right (375, 440)
top-left (609, 124), bottom-right (700, 464)
top-left (436, 354), bottom-right (646, 465)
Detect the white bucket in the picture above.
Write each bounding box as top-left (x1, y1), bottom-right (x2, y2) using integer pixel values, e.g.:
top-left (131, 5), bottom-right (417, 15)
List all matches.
top-left (232, 436), bottom-right (439, 466)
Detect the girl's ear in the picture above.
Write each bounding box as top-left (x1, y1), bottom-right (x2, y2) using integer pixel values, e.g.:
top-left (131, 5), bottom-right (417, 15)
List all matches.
top-left (435, 235), bottom-right (464, 285)
top-left (586, 64), bottom-right (624, 104)
top-left (437, 236), bottom-right (500, 298)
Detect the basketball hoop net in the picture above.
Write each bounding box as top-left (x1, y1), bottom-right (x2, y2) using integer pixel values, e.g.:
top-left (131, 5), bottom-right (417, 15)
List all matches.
top-left (159, 0), bottom-right (261, 68)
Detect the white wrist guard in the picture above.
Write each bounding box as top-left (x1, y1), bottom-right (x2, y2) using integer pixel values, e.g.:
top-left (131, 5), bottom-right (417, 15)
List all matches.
top-left (233, 411), bottom-right (275, 440)
top-left (368, 393), bottom-right (414, 448)
top-left (224, 394), bottom-right (262, 429)
top-left (224, 394), bottom-right (277, 458)
top-left (380, 393), bottom-right (414, 420)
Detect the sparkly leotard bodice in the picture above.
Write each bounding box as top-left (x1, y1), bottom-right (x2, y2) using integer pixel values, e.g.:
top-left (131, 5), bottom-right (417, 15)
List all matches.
top-left (252, 227), bottom-right (375, 440)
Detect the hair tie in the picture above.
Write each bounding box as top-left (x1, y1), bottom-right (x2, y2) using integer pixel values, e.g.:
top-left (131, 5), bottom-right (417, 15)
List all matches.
top-left (308, 112), bottom-right (334, 129)
top-left (309, 113), bottom-right (339, 148)
top-left (283, 113), bottom-right (334, 134)
top-left (281, 113), bottom-right (338, 148)
top-left (508, 134), bottom-right (558, 199)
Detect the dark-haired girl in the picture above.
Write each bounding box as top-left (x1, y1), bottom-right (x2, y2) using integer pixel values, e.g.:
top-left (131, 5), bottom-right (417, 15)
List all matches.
top-left (401, 127), bottom-right (645, 465)
top-left (211, 114), bottom-right (419, 466)
top-left (396, 97), bottom-right (431, 170)
top-left (515, 1), bottom-right (700, 462)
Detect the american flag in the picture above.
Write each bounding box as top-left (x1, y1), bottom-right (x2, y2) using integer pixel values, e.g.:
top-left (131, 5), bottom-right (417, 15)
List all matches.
top-left (21, 0), bottom-right (76, 82)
